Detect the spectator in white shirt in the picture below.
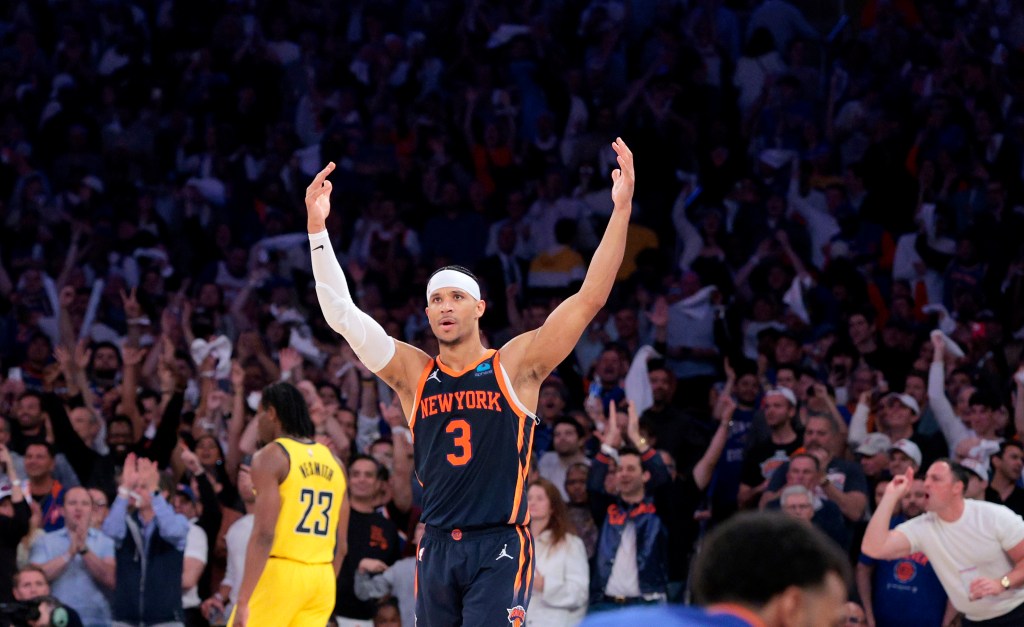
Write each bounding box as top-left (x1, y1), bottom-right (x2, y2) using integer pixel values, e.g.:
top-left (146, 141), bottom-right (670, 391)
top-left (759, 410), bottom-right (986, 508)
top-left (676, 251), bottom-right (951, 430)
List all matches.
top-left (172, 484), bottom-right (208, 626)
top-left (538, 417), bottom-right (591, 501)
top-left (201, 460), bottom-right (255, 624)
top-left (527, 478), bottom-right (590, 627)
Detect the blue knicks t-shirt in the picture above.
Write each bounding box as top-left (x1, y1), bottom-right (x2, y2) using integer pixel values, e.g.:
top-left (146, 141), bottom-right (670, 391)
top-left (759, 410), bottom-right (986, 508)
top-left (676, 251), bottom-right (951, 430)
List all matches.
top-left (411, 350), bottom-right (536, 529)
top-left (859, 516), bottom-right (948, 627)
top-left (708, 406), bottom-right (756, 517)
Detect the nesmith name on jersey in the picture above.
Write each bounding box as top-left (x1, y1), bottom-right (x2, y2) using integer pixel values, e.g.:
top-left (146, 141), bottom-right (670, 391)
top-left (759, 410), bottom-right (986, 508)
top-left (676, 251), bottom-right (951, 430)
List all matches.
top-left (299, 460), bottom-right (336, 481)
top-left (419, 391), bottom-right (503, 417)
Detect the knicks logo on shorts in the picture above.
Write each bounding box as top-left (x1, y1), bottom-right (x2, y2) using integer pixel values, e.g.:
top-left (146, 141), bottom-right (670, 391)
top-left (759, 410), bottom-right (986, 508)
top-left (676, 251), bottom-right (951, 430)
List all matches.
top-left (894, 560), bottom-right (917, 584)
top-left (507, 605), bottom-right (526, 625)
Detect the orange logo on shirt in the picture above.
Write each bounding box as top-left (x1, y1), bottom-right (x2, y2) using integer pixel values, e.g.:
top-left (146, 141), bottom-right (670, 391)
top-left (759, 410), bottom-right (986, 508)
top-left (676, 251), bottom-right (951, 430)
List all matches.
top-left (369, 525), bottom-right (390, 551)
top-left (419, 391), bottom-right (502, 417)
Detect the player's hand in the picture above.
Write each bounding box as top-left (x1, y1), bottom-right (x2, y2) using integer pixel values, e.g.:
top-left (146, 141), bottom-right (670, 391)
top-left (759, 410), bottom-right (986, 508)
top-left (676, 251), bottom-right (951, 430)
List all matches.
top-left (609, 137), bottom-right (634, 208)
top-left (233, 603), bottom-right (249, 627)
top-left (305, 162), bottom-right (336, 232)
top-left (969, 577), bottom-right (1006, 600)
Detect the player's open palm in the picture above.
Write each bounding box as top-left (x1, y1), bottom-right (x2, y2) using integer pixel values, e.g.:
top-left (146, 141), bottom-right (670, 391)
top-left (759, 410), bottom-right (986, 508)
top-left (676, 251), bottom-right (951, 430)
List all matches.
top-left (610, 137), bottom-right (635, 207)
top-left (305, 162), bottom-right (336, 229)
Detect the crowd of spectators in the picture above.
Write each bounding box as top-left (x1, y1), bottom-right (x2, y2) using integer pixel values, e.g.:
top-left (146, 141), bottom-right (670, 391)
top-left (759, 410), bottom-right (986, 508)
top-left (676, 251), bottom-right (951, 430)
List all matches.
top-left (1, 0), bottom-right (1024, 625)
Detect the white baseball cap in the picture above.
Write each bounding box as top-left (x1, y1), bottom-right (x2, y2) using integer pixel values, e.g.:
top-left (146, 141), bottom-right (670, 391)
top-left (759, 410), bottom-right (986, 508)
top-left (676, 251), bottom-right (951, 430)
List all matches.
top-left (890, 439), bottom-right (922, 467)
top-left (961, 458), bottom-right (990, 483)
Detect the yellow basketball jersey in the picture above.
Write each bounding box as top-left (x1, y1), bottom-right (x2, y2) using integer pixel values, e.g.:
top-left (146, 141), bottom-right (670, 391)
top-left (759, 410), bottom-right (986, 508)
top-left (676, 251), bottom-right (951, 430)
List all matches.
top-left (268, 437), bottom-right (346, 565)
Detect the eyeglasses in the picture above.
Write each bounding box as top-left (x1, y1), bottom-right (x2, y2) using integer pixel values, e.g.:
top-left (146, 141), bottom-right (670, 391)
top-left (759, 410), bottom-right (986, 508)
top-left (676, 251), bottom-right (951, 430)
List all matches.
top-left (93, 502), bottom-right (108, 508)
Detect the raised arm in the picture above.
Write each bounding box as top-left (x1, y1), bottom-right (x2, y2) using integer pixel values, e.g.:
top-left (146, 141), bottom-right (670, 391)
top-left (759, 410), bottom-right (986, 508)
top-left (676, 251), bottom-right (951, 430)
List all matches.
top-left (502, 138), bottom-right (634, 383)
top-left (305, 162), bottom-right (429, 414)
top-left (928, 334), bottom-right (968, 451)
top-left (861, 469), bottom-right (914, 560)
top-left (694, 395), bottom-right (736, 490)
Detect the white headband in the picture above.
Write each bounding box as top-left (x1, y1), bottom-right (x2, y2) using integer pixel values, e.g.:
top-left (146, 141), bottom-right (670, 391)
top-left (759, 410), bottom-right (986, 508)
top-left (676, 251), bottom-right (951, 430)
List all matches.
top-left (426, 269), bottom-right (481, 302)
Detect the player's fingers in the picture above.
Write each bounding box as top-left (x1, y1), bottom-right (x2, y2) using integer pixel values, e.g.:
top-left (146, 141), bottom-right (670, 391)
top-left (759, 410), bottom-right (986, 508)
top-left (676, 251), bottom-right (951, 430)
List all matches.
top-left (306, 162), bottom-right (336, 194)
top-left (611, 169), bottom-right (621, 183)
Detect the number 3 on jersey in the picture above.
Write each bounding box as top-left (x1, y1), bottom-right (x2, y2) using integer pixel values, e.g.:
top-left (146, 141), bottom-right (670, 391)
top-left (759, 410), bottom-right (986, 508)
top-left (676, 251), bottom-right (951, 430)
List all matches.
top-left (446, 419), bottom-right (472, 466)
top-left (295, 488), bottom-right (333, 536)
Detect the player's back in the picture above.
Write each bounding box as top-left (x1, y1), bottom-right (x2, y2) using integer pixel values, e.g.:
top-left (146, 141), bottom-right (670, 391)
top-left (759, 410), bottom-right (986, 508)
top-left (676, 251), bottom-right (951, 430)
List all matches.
top-left (410, 349), bottom-right (537, 529)
top-left (270, 437), bottom-right (346, 564)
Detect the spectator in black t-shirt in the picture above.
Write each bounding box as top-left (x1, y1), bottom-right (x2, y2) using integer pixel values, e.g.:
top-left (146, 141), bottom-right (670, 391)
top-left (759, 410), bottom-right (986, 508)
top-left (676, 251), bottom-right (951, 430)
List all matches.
top-left (738, 387), bottom-right (802, 509)
top-left (639, 364), bottom-right (714, 477)
top-left (335, 455), bottom-right (401, 624)
top-left (0, 444), bottom-right (31, 604)
top-left (986, 440), bottom-right (1024, 518)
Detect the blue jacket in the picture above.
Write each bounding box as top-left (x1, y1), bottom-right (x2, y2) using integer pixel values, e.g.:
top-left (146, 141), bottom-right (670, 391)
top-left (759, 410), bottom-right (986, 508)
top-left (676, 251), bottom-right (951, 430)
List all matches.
top-left (102, 494), bottom-right (188, 624)
top-left (588, 448), bottom-right (670, 601)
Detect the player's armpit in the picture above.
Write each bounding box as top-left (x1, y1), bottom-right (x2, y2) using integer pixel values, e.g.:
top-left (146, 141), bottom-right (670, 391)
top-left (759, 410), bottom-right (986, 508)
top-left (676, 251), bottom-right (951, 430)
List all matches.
top-left (374, 340), bottom-right (432, 418)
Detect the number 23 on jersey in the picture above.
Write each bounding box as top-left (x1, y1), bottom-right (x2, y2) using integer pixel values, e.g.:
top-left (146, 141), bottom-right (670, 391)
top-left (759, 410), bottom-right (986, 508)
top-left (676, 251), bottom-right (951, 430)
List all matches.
top-left (295, 488), bottom-right (333, 536)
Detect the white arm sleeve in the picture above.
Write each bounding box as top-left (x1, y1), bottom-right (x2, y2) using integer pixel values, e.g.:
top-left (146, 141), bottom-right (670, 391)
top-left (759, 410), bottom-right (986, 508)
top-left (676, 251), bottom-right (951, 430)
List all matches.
top-left (309, 230), bottom-right (396, 373)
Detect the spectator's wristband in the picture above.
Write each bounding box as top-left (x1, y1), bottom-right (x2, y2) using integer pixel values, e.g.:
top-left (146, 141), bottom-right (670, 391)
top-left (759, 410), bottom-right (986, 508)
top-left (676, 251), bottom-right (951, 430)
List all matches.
top-left (117, 486), bottom-right (132, 499)
top-left (600, 444), bottom-right (621, 462)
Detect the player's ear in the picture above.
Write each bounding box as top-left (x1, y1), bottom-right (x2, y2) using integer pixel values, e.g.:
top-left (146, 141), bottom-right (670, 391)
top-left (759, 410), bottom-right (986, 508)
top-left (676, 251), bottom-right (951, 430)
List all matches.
top-left (476, 298), bottom-right (486, 318)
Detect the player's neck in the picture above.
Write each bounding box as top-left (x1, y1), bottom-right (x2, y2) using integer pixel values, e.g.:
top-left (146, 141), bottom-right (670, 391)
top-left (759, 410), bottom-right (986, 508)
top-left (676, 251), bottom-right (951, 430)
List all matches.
top-left (437, 340), bottom-right (489, 373)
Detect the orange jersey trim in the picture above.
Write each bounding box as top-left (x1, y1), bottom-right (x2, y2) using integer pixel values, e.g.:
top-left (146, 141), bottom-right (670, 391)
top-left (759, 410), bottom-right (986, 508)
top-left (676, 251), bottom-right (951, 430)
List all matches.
top-left (494, 351), bottom-right (530, 524)
top-left (435, 349), bottom-right (496, 377)
top-left (408, 360), bottom-right (436, 435)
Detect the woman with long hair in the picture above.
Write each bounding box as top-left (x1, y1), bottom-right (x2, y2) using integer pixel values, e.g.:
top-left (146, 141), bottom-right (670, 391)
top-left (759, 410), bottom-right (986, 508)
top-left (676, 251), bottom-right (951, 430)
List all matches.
top-left (527, 478), bottom-right (590, 626)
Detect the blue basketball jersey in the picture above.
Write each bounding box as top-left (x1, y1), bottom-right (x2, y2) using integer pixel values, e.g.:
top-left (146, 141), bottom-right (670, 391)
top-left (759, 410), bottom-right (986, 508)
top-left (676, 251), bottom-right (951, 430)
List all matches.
top-left (411, 350), bottom-right (537, 529)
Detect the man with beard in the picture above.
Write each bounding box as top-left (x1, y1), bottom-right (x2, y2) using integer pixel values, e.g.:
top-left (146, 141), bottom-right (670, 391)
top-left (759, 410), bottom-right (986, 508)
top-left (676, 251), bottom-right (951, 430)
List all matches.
top-left (85, 341), bottom-right (123, 401)
top-left (986, 441), bottom-right (1024, 518)
top-left (639, 364), bottom-right (713, 477)
top-left (537, 417), bottom-right (590, 501)
top-left (738, 388), bottom-right (802, 510)
top-left (857, 478), bottom-right (951, 627)
top-left (762, 414), bottom-right (868, 525)
top-left (864, 461), bottom-right (1024, 625)
top-left (0, 414), bottom-right (79, 489)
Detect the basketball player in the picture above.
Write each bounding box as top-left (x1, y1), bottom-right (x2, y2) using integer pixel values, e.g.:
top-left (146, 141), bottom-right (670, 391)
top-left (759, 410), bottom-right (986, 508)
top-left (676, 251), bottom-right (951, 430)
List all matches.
top-left (307, 138), bottom-right (634, 625)
top-left (228, 382), bottom-right (349, 627)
